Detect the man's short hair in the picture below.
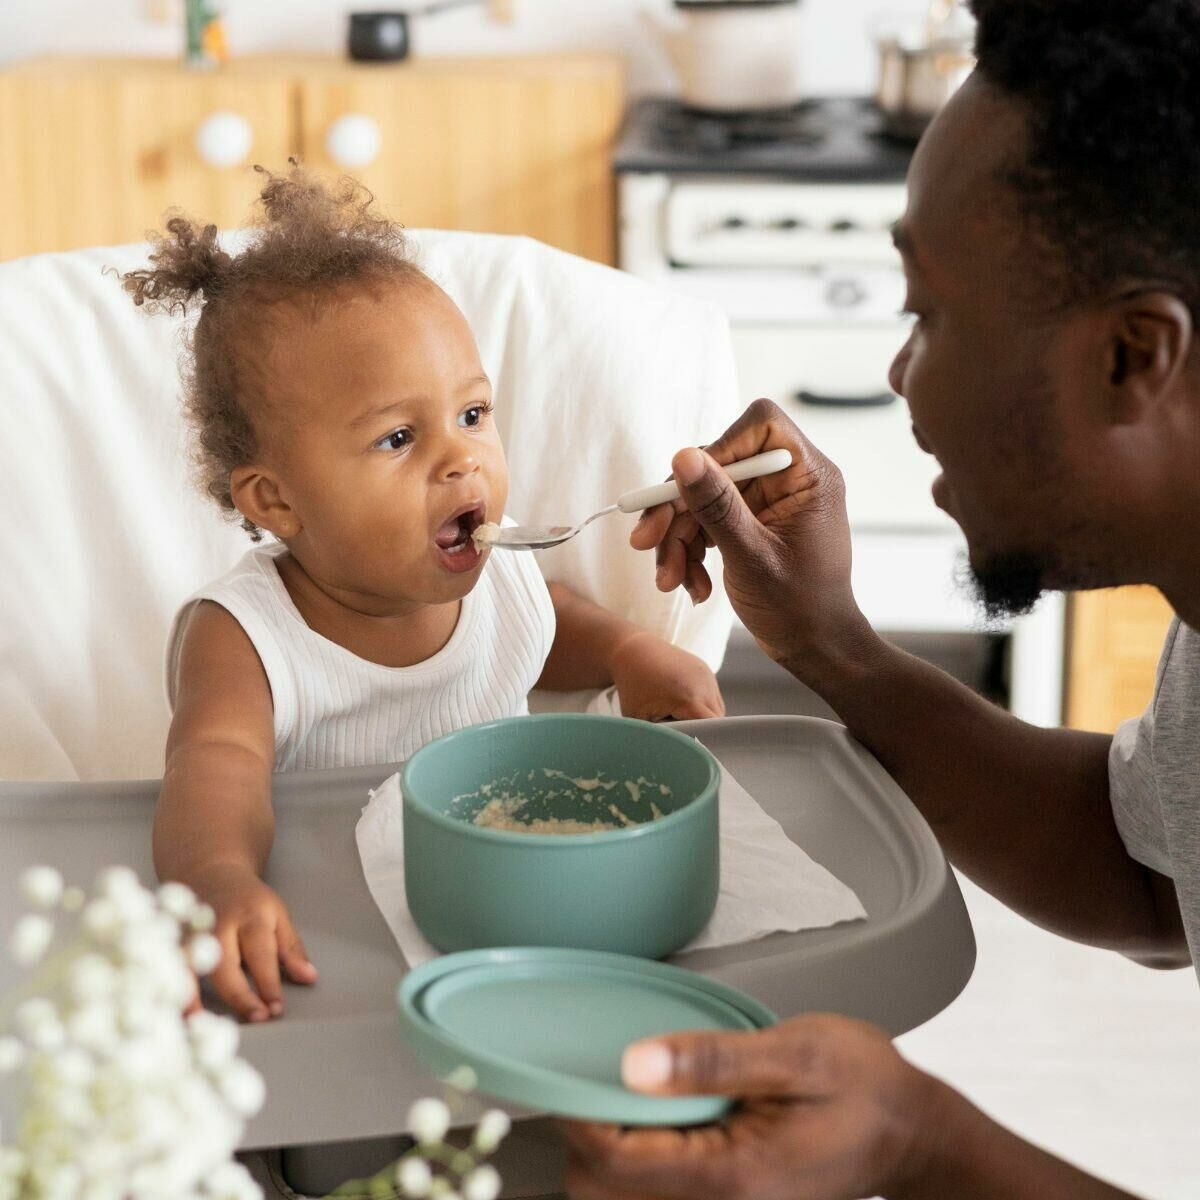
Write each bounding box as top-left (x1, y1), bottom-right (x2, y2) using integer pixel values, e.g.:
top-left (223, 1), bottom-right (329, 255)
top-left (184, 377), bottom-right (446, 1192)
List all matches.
top-left (970, 0), bottom-right (1200, 320)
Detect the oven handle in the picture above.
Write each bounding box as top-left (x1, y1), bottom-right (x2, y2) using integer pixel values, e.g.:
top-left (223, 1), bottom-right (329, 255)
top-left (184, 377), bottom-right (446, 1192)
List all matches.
top-left (794, 389), bottom-right (897, 408)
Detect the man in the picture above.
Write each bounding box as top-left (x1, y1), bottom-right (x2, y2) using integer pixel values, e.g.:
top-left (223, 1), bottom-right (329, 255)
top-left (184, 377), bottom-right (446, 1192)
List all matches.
top-left (563, 0), bottom-right (1198, 1196)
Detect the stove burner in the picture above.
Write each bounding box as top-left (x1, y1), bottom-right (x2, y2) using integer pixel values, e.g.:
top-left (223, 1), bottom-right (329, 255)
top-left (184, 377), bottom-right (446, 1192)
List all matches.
top-left (657, 103), bottom-right (828, 155)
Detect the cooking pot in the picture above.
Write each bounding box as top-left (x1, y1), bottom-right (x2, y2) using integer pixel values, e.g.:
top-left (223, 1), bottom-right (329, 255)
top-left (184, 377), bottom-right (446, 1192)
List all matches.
top-left (874, 0), bottom-right (975, 140)
top-left (348, 0), bottom-right (489, 63)
top-left (642, 0), bottom-right (805, 113)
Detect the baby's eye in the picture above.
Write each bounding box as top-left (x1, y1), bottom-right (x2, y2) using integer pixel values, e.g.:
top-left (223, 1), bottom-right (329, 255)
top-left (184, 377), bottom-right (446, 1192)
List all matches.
top-left (459, 403), bottom-right (493, 429)
top-left (374, 427), bottom-right (412, 452)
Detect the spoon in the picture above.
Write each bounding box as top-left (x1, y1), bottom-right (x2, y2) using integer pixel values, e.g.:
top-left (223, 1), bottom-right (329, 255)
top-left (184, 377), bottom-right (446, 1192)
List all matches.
top-left (474, 447), bottom-right (794, 551)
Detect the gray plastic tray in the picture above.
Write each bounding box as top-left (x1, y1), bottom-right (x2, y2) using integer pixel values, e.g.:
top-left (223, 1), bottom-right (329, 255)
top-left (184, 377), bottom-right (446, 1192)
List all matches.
top-left (0, 716), bottom-right (974, 1150)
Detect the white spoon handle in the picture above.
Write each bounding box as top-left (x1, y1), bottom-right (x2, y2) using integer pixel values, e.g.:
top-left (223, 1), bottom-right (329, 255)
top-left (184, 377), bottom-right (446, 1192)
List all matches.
top-left (615, 447), bottom-right (794, 514)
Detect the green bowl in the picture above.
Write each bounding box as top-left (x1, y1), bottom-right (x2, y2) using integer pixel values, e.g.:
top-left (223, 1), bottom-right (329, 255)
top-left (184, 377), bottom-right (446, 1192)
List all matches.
top-left (402, 714), bottom-right (720, 959)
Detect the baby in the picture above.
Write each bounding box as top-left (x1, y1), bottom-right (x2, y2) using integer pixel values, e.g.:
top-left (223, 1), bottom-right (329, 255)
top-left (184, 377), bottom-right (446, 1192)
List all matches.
top-left (123, 166), bottom-right (725, 1022)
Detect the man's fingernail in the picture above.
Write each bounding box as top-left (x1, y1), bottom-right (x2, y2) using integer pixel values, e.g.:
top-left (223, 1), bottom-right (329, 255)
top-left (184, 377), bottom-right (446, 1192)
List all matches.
top-left (268, 1000), bottom-right (283, 1016)
top-left (674, 448), bottom-right (705, 487)
top-left (622, 1042), bottom-right (673, 1089)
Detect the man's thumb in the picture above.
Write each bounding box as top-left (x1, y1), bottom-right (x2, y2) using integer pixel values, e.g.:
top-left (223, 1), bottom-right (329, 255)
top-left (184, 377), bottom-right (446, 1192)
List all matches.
top-left (622, 1025), bottom-right (830, 1100)
top-left (672, 448), bottom-right (757, 556)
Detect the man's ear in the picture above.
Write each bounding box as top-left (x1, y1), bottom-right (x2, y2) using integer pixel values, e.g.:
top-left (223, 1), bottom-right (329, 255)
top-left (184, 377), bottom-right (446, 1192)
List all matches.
top-left (230, 465), bottom-right (301, 540)
top-left (1105, 291), bottom-right (1193, 423)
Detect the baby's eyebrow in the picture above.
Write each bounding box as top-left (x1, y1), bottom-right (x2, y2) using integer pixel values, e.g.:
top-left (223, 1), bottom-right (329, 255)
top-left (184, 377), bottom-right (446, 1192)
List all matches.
top-left (348, 399), bottom-right (424, 430)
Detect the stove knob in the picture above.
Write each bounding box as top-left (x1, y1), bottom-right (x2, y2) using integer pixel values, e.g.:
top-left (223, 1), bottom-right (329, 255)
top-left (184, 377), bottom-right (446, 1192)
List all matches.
top-left (826, 278), bottom-right (867, 309)
top-left (720, 216), bottom-right (747, 231)
top-left (772, 217), bottom-right (806, 231)
top-left (830, 218), bottom-right (859, 233)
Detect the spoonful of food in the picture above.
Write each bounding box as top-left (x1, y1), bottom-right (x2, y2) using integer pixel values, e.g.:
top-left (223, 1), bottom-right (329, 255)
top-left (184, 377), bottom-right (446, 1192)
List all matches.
top-left (473, 447), bottom-right (793, 551)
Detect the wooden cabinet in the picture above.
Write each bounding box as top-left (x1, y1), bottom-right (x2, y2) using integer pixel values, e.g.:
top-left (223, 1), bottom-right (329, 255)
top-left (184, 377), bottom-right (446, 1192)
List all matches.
top-left (0, 55), bottom-right (623, 264)
top-left (1067, 587), bottom-right (1175, 732)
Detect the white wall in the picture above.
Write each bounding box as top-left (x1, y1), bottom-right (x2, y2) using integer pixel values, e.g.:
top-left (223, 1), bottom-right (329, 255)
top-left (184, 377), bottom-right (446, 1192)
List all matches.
top-left (1, 0), bottom-right (933, 97)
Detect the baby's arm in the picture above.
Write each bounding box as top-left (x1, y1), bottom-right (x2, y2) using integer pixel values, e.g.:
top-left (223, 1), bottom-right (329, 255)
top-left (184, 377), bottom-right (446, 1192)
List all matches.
top-left (158, 601), bottom-right (317, 1022)
top-left (538, 583), bottom-right (725, 722)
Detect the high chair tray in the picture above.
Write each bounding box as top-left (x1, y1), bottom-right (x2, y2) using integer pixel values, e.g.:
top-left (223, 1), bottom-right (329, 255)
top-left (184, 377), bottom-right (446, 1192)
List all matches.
top-left (0, 715), bottom-right (974, 1150)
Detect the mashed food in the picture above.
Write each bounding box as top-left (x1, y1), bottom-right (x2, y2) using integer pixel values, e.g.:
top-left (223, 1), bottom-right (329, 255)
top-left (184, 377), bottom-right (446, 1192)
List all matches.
top-left (452, 770), bottom-right (673, 835)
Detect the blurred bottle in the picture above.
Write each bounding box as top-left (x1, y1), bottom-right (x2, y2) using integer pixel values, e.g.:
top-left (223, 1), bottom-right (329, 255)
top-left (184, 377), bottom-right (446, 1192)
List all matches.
top-left (185, 0), bottom-right (230, 69)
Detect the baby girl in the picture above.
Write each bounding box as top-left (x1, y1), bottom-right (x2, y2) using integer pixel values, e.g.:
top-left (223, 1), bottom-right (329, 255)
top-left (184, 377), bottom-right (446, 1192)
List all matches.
top-left (123, 165), bottom-right (724, 1022)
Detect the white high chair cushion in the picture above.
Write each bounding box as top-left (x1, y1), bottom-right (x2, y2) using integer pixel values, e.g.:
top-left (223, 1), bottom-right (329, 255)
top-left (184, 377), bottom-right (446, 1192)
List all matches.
top-left (0, 231), bottom-right (738, 782)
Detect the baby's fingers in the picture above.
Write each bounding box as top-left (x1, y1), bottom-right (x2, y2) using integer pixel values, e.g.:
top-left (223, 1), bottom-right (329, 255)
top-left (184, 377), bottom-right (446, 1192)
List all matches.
top-left (241, 920), bottom-right (285, 1018)
top-left (277, 911), bottom-right (319, 986)
top-left (210, 929), bottom-right (270, 1024)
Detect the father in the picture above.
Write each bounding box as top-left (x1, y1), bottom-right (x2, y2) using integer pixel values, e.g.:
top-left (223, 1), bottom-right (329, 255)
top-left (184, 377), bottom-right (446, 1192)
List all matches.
top-left (564, 0), bottom-right (1198, 1196)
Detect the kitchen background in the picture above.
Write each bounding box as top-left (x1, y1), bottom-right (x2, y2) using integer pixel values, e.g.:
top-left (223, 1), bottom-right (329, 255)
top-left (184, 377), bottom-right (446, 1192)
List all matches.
top-left (1, 2), bottom-right (1197, 1196)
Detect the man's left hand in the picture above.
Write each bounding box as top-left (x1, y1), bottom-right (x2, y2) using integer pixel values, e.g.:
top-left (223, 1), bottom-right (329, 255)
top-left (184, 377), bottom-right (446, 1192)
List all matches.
top-left (562, 1014), bottom-right (941, 1200)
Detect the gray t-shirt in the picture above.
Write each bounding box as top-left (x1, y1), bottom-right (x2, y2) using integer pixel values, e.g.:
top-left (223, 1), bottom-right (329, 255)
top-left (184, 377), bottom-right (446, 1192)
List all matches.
top-left (1110, 616), bottom-right (1200, 983)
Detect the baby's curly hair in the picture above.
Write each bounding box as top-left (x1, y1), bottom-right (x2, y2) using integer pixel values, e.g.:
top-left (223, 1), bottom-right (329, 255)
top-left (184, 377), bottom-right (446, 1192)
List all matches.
top-left (121, 162), bottom-right (426, 538)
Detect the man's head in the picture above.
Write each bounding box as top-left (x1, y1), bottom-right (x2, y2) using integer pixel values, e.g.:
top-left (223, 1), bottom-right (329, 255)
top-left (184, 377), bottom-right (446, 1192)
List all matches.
top-left (889, 0), bottom-right (1200, 617)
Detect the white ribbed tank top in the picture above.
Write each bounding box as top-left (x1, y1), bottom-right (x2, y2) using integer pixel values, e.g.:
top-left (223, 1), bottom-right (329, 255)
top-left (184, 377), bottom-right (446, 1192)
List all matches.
top-left (166, 536), bottom-right (555, 772)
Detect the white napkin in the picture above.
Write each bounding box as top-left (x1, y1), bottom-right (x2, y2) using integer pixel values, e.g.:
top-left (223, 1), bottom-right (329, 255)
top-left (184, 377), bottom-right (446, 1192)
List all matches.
top-left (356, 761), bottom-right (866, 969)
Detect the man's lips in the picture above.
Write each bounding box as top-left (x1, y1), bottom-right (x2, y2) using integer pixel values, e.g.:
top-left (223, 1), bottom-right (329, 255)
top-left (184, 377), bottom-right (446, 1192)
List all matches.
top-left (911, 424), bottom-right (933, 455)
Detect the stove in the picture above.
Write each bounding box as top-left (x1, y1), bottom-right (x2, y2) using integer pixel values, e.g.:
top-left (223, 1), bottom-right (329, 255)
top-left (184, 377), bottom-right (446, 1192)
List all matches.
top-left (615, 96), bottom-right (912, 182)
top-left (614, 97), bottom-right (1066, 726)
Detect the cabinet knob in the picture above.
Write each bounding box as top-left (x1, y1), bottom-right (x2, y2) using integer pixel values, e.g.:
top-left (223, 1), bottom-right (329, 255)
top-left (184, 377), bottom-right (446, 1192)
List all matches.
top-left (325, 114), bottom-right (382, 169)
top-left (194, 111), bottom-right (254, 169)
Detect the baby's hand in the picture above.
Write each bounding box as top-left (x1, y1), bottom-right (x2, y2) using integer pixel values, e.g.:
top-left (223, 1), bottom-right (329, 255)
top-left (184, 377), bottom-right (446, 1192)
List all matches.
top-left (610, 632), bottom-right (726, 722)
top-left (192, 863), bottom-right (318, 1022)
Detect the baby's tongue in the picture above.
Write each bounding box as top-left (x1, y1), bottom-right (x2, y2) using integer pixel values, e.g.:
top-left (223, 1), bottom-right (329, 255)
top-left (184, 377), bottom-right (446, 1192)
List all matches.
top-left (435, 517), bottom-right (464, 549)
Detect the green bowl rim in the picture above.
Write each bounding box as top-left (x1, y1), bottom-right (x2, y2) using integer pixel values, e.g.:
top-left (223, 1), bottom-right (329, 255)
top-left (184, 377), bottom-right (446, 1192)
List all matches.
top-left (400, 714), bottom-right (720, 849)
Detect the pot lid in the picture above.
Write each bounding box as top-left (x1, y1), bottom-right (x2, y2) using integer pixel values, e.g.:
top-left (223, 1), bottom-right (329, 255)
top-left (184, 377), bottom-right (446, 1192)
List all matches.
top-left (675, 1), bottom-right (800, 9)
top-left (397, 947), bottom-right (777, 1126)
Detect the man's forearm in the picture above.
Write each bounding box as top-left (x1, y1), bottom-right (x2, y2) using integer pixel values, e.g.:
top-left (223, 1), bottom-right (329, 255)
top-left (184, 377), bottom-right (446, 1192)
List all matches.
top-left (894, 1076), bottom-right (1142, 1200)
top-left (784, 622), bottom-right (1169, 954)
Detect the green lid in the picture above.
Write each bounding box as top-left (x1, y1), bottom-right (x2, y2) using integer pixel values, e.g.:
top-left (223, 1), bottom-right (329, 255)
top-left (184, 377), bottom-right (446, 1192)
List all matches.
top-left (397, 948), bottom-right (777, 1126)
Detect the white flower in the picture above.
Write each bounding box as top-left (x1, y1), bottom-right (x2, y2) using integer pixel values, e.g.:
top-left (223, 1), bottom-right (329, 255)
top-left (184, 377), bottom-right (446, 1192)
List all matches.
top-left (157, 881), bottom-right (198, 921)
top-left (396, 1155), bottom-right (433, 1197)
top-left (66, 1003), bottom-right (119, 1054)
top-left (188, 1010), bottom-right (239, 1070)
top-left (0, 1037), bottom-right (25, 1073)
top-left (443, 1065), bottom-right (478, 1093)
top-left (20, 865), bottom-right (64, 909)
top-left (217, 1059), bottom-right (266, 1117)
top-left (68, 952), bottom-right (117, 1002)
top-left (96, 865), bottom-right (140, 900)
top-left (82, 897), bottom-right (121, 941)
top-left (188, 933), bottom-right (223, 975)
top-left (60, 886), bottom-right (85, 912)
top-left (8, 913), bottom-right (54, 965)
top-left (472, 1109), bottom-right (511, 1154)
top-left (204, 1160), bottom-right (261, 1200)
top-left (190, 903), bottom-right (217, 933)
top-left (408, 1097), bottom-right (452, 1145)
top-left (462, 1165), bottom-right (502, 1200)
top-left (15, 996), bottom-right (58, 1040)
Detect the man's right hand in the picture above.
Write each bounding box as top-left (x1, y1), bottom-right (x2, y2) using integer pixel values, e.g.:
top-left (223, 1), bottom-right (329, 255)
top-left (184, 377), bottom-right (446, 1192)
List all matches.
top-left (631, 399), bottom-right (874, 675)
top-left (191, 862), bottom-right (318, 1022)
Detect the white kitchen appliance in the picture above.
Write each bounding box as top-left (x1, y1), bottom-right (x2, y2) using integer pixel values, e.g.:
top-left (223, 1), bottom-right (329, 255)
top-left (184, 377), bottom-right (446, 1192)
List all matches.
top-left (615, 98), bottom-right (1065, 725)
top-left (641, 0), bottom-right (806, 113)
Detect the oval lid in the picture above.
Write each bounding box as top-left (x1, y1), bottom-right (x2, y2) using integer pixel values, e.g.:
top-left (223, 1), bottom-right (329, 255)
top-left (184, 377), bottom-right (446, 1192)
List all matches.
top-left (397, 947), bottom-right (778, 1126)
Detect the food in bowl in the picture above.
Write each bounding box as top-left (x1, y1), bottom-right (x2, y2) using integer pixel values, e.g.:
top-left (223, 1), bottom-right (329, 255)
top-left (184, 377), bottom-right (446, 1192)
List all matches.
top-left (452, 768), bottom-right (673, 834)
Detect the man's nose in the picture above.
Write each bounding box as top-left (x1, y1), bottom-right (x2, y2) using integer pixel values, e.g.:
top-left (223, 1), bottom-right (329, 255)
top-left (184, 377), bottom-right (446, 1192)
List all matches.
top-left (888, 337), bottom-right (912, 399)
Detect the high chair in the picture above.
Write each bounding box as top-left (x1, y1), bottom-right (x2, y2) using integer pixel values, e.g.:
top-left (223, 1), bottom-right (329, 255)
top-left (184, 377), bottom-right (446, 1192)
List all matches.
top-left (0, 230), bottom-right (739, 783)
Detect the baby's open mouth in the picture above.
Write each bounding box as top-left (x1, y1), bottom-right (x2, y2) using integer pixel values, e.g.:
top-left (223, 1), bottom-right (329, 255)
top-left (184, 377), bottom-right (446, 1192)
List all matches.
top-left (434, 503), bottom-right (485, 555)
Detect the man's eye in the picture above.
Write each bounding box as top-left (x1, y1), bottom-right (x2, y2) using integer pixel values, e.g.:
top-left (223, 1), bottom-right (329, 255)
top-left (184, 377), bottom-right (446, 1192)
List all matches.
top-left (460, 403), bottom-right (493, 428)
top-left (374, 428), bottom-right (412, 452)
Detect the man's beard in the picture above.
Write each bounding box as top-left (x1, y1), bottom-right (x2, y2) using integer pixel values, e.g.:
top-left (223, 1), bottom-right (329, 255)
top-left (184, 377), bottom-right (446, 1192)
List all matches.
top-left (962, 550), bottom-right (1048, 620)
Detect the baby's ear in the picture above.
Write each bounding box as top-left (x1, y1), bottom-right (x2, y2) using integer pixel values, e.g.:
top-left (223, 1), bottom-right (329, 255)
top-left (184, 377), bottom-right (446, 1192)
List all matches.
top-left (230, 465), bottom-right (301, 540)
